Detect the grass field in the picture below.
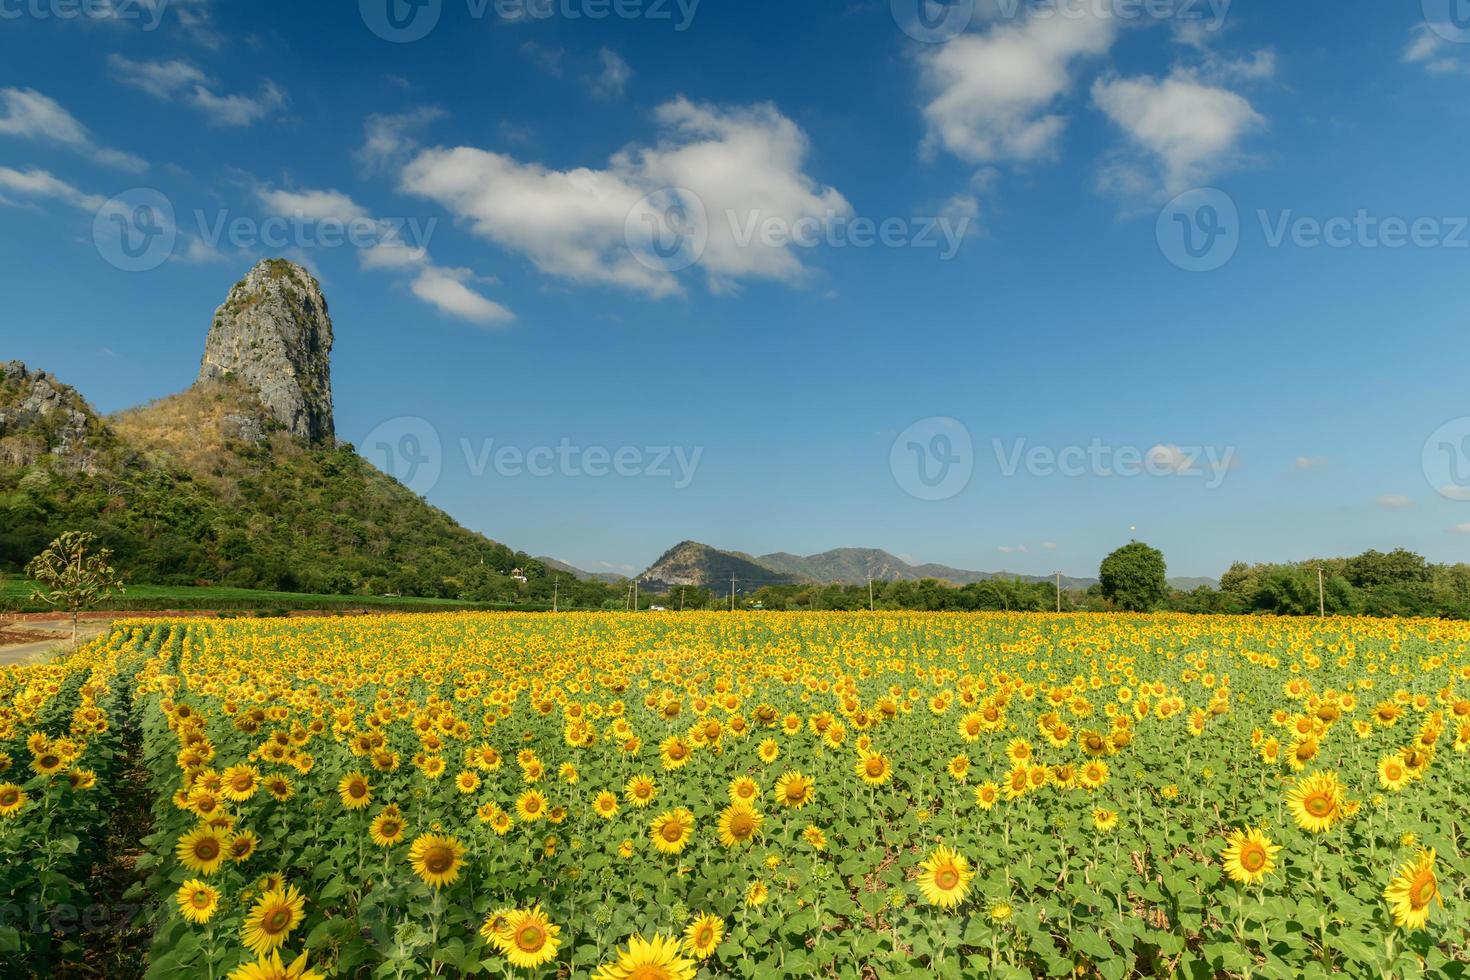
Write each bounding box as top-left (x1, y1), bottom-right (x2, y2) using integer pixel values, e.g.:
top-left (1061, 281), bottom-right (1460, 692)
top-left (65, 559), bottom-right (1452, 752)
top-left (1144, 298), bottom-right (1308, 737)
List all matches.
top-left (3, 612), bottom-right (1467, 978)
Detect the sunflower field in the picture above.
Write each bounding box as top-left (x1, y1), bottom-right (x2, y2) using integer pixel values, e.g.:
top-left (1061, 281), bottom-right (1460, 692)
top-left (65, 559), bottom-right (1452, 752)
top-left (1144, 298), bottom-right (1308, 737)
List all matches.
top-left (2, 612), bottom-right (1468, 978)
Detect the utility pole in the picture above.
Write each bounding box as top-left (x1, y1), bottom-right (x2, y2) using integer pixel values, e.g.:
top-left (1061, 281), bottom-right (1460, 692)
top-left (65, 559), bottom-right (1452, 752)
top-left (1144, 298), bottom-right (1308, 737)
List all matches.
top-left (868, 575), bottom-right (874, 611)
top-left (679, 587), bottom-right (685, 612)
top-left (633, 578), bottom-right (639, 612)
top-left (1317, 565), bottom-right (1325, 618)
top-left (1055, 572), bottom-right (1061, 613)
top-left (552, 576), bottom-right (559, 613)
top-left (729, 575), bottom-right (736, 612)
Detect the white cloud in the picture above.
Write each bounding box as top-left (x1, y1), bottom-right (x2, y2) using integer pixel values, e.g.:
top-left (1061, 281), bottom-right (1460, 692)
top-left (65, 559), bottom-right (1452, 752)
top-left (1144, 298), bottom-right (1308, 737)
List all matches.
top-left (1146, 444), bottom-right (1194, 473)
top-left (0, 88), bottom-right (146, 172)
top-left (917, 8), bottom-right (1117, 166)
top-left (997, 545), bottom-right (1029, 554)
top-left (593, 49), bottom-right (633, 99)
top-left (521, 41), bottom-right (565, 77)
top-left (1294, 456), bottom-right (1328, 470)
top-left (108, 55), bottom-right (286, 127)
top-left (400, 98), bottom-right (849, 297)
top-left (359, 107), bottom-right (445, 172)
top-left (255, 185), bottom-right (511, 325)
top-left (1404, 23), bottom-right (1470, 75)
top-left (1376, 494), bottom-right (1414, 509)
top-left (1452, 523), bottom-right (1470, 534)
top-left (0, 166), bottom-right (105, 211)
top-left (1437, 484), bottom-right (1470, 502)
top-left (1042, 541), bottom-right (1058, 550)
top-left (411, 267), bottom-right (514, 326)
top-left (1092, 70), bottom-right (1262, 196)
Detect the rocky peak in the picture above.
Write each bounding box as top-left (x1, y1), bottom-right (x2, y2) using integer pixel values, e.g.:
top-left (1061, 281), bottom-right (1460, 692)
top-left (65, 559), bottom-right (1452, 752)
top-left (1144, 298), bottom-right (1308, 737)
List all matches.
top-left (198, 258), bottom-right (335, 444)
top-left (0, 360), bottom-right (101, 466)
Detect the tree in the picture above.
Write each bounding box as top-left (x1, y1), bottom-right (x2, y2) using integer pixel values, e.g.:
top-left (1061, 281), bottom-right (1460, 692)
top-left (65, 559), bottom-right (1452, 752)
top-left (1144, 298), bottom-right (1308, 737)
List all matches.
top-left (25, 531), bottom-right (125, 647)
top-left (1099, 541), bottom-right (1168, 612)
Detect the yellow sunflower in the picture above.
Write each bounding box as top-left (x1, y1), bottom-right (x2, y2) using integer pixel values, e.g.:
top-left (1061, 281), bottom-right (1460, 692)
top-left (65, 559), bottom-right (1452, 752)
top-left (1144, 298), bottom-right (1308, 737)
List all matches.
top-left (175, 878), bottom-right (221, 924)
top-left (682, 912), bottom-right (724, 960)
top-left (408, 833), bottom-right (467, 888)
top-left (716, 802), bottom-right (763, 848)
top-left (369, 811), bottom-right (407, 847)
top-left (1383, 848), bottom-right (1440, 930)
top-left (774, 770), bottom-right (814, 808)
top-left (1378, 754), bottom-right (1410, 792)
top-left (176, 825), bottom-right (228, 876)
top-left (241, 883), bottom-right (305, 957)
top-left (592, 933), bottom-right (697, 980)
top-left (916, 845), bottom-right (975, 909)
top-left (855, 750), bottom-right (892, 786)
top-left (496, 905), bottom-right (561, 969)
top-left (1286, 771), bottom-right (1345, 833)
top-left (226, 950), bottom-right (324, 980)
top-left (624, 774), bottom-right (657, 808)
top-left (974, 781), bottom-right (999, 810)
top-left (593, 790), bottom-right (620, 819)
top-left (803, 825), bottom-right (827, 851)
top-left (0, 783), bottom-right (28, 818)
top-left (1091, 808), bottom-right (1119, 831)
top-left (516, 789), bottom-right (549, 822)
top-left (1221, 827), bottom-right (1280, 886)
top-left (337, 772), bottom-right (371, 810)
top-left (650, 808), bottom-right (695, 854)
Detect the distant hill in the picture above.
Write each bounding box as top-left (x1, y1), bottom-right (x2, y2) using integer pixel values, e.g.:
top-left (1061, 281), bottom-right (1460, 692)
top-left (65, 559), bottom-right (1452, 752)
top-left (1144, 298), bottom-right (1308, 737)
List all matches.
top-left (638, 541), bottom-right (1214, 592)
top-left (537, 556), bottom-right (627, 584)
top-left (0, 259), bottom-right (551, 600)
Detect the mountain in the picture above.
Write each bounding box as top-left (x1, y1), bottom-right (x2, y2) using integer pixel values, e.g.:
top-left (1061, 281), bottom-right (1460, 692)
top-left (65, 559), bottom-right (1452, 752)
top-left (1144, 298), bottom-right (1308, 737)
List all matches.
top-left (638, 541), bottom-right (1214, 592)
top-left (537, 556), bottom-right (627, 584)
top-left (641, 541), bottom-right (801, 590)
top-left (0, 259), bottom-right (548, 599)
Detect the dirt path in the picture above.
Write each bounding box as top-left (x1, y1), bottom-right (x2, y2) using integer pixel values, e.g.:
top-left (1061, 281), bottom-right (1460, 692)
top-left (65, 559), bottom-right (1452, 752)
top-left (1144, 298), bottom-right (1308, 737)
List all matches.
top-left (0, 618), bottom-right (113, 665)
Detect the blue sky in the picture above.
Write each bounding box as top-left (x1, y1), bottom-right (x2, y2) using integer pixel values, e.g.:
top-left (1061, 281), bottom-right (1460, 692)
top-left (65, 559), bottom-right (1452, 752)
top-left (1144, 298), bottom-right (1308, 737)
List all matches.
top-left (3, 0), bottom-right (1469, 580)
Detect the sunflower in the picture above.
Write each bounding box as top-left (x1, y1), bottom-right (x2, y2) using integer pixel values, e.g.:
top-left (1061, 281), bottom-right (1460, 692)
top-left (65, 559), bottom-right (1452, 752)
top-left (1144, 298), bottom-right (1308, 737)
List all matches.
top-left (803, 825), bottom-right (827, 850)
top-left (624, 774), bottom-right (657, 808)
top-left (369, 811), bottom-right (407, 847)
top-left (456, 771), bottom-right (481, 794)
top-left (660, 736), bottom-right (693, 771)
top-left (855, 750), bottom-right (892, 786)
top-left (1378, 753), bottom-right (1410, 792)
top-left (916, 845), bottom-right (975, 909)
top-left (497, 905), bottom-right (561, 969)
top-left (1286, 771), bottom-right (1345, 833)
top-left (593, 790), bottom-right (620, 819)
top-left (408, 833), bottom-right (467, 888)
top-left (745, 880), bottom-right (769, 907)
top-left (1091, 808), bottom-right (1119, 831)
top-left (479, 907), bottom-right (515, 945)
top-left (756, 739), bottom-right (780, 763)
top-left (221, 764), bottom-right (260, 802)
top-left (774, 770), bottom-right (814, 808)
top-left (947, 754), bottom-right (970, 782)
top-left (175, 878), bottom-right (221, 924)
top-left (264, 775), bottom-right (294, 802)
top-left (650, 808), bottom-right (695, 854)
top-left (728, 776), bottom-right (760, 805)
top-left (716, 802), bottom-right (763, 847)
top-left (592, 933), bottom-right (697, 980)
top-left (516, 789), bottom-right (549, 822)
top-left (337, 772), bottom-right (371, 810)
top-left (0, 783), bottom-right (28, 818)
top-left (229, 829), bottom-right (260, 862)
top-left (176, 825), bottom-right (228, 876)
top-left (241, 883), bottom-right (305, 956)
top-left (973, 781), bottom-right (999, 810)
top-left (682, 912), bottom-right (724, 960)
top-left (1383, 848), bottom-right (1440, 930)
top-left (1078, 759), bottom-right (1109, 791)
top-left (226, 950), bottom-right (324, 980)
top-left (1221, 827), bottom-right (1280, 886)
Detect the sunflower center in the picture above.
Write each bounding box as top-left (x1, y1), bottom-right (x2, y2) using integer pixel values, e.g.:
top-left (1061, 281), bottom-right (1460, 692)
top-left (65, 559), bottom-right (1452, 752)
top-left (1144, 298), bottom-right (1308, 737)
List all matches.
top-left (264, 907), bottom-right (292, 933)
top-left (730, 813), bottom-right (753, 835)
top-left (0, 789), bottom-right (17, 805)
top-left (190, 891), bottom-right (211, 909)
top-left (661, 822), bottom-right (685, 842)
top-left (1240, 844), bottom-right (1266, 872)
top-left (425, 846), bottom-right (454, 873)
top-left (195, 839), bottom-right (220, 861)
top-left (866, 759), bottom-right (884, 776)
top-left (936, 868), bottom-right (960, 890)
top-left (516, 925), bottom-right (545, 951)
top-left (1305, 792), bottom-right (1333, 817)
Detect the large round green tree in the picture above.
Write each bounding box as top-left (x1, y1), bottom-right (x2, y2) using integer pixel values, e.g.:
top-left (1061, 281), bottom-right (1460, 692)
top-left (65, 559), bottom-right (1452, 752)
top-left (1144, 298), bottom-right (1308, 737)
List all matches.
top-left (1099, 541), bottom-right (1168, 612)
